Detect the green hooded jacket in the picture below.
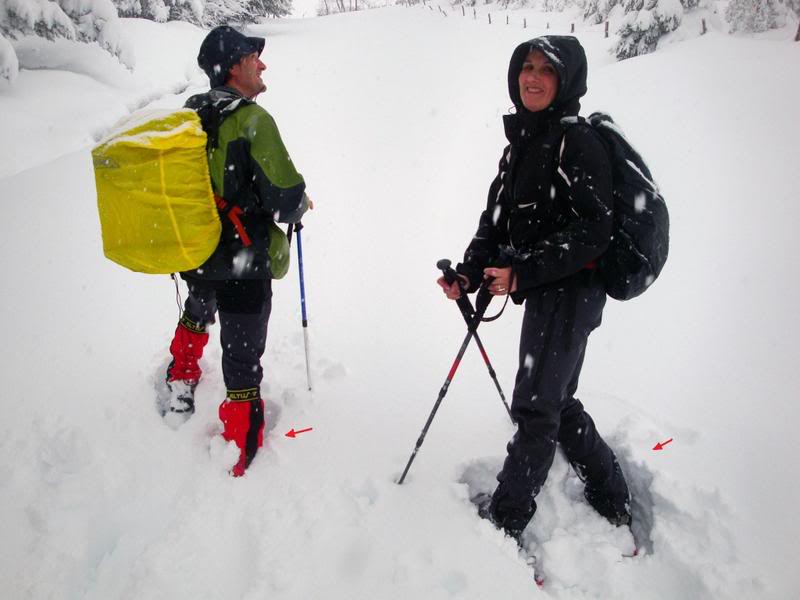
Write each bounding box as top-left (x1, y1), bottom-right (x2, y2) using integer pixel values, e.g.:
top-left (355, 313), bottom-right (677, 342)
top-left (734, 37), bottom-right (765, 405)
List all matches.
top-left (183, 86), bottom-right (307, 280)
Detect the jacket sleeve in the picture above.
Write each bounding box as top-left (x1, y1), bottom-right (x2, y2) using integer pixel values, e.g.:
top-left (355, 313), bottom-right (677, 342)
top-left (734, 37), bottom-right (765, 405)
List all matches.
top-left (242, 108), bottom-right (308, 223)
top-left (512, 126), bottom-right (613, 293)
top-left (456, 147), bottom-right (511, 292)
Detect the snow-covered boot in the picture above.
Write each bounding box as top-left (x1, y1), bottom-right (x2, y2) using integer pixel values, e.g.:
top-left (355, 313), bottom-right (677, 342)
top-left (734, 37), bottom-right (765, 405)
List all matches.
top-left (472, 491), bottom-right (526, 544)
top-left (584, 459), bottom-right (632, 527)
top-left (163, 380), bottom-right (198, 429)
top-left (164, 316), bottom-right (209, 426)
top-left (167, 316), bottom-right (209, 383)
top-left (219, 390), bottom-right (265, 477)
top-left (472, 491), bottom-right (544, 586)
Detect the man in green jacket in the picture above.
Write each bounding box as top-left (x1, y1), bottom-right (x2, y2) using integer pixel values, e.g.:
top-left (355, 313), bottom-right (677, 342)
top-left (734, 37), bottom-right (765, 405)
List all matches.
top-left (163, 26), bottom-right (310, 477)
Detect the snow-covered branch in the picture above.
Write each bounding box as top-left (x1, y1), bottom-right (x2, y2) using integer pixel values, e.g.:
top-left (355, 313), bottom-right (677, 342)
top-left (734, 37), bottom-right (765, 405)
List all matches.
top-left (0, 0), bottom-right (133, 83)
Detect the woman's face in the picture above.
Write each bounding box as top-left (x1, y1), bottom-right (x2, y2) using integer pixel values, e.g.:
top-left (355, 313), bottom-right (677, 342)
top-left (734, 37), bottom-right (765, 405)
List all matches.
top-left (518, 49), bottom-right (559, 112)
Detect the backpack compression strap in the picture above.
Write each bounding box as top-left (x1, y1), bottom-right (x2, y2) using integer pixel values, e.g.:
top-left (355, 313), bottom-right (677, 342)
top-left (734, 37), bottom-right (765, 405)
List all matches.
top-left (214, 194), bottom-right (252, 248)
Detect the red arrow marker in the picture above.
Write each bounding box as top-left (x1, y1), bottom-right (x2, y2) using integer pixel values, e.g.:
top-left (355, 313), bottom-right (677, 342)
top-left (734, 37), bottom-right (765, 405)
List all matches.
top-left (285, 427), bottom-right (313, 439)
top-left (652, 438), bottom-right (673, 451)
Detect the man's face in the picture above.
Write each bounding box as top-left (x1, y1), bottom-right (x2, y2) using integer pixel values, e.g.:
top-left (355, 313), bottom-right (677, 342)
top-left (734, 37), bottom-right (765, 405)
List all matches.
top-left (228, 52), bottom-right (267, 99)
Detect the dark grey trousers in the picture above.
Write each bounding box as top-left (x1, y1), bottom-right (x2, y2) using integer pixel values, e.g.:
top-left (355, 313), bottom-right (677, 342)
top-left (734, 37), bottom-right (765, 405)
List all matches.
top-left (491, 270), bottom-right (630, 534)
top-left (181, 276), bottom-right (272, 392)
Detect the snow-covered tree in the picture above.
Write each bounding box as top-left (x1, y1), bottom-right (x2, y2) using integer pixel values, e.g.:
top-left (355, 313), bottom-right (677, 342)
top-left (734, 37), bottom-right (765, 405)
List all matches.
top-left (787, 0), bottom-right (800, 41)
top-left (725, 0), bottom-right (784, 33)
top-left (541, 0), bottom-right (573, 11)
top-left (584, 0), bottom-right (619, 23)
top-left (679, 0), bottom-right (700, 9)
top-left (203, 0), bottom-right (291, 22)
top-left (114, 0), bottom-right (169, 21)
top-left (0, 0), bottom-right (133, 83)
top-left (614, 0), bottom-right (682, 60)
top-left (251, 0), bottom-right (291, 17)
top-left (113, 0), bottom-right (204, 22)
top-left (317, 0), bottom-right (380, 16)
top-left (113, 0), bottom-right (290, 24)
top-left (0, 31), bottom-right (18, 83)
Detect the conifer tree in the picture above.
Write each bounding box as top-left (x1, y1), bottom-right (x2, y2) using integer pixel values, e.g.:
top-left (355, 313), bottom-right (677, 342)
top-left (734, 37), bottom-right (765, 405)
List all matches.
top-left (541, 0), bottom-right (572, 11)
top-left (112, 0), bottom-right (291, 24)
top-left (725, 0), bottom-right (784, 33)
top-left (584, 0), bottom-right (619, 25)
top-left (0, 30), bottom-right (17, 83)
top-left (614, 0), bottom-right (682, 60)
top-left (0, 0), bottom-right (132, 83)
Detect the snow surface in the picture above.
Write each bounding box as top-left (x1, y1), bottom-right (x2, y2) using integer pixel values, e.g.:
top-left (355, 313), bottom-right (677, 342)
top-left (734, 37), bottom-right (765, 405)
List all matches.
top-left (1, 5), bottom-right (799, 599)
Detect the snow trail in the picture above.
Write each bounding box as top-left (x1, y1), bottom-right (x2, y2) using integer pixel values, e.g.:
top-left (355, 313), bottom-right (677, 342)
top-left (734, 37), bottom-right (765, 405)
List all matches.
top-left (1, 6), bottom-right (799, 598)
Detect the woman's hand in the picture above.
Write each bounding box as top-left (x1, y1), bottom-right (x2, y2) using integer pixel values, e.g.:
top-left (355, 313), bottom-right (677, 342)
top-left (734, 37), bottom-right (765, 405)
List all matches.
top-left (437, 274), bottom-right (469, 300)
top-left (484, 267), bottom-right (517, 296)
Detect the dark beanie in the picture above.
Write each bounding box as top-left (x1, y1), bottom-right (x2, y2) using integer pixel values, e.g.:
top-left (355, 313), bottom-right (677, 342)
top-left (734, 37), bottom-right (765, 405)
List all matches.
top-left (197, 26), bottom-right (265, 88)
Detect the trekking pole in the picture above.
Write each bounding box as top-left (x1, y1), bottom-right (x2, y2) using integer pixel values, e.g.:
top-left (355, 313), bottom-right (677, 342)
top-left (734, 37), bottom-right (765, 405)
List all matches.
top-left (397, 269), bottom-right (495, 485)
top-left (437, 260), bottom-right (514, 423)
top-left (288, 222), bottom-right (312, 391)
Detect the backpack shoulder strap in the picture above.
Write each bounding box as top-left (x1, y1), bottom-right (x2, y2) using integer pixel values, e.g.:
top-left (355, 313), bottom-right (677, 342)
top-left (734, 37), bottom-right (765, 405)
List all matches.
top-left (555, 115), bottom-right (595, 186)
top-left (187, 93), bottom-right (254, 151)
top-left (586, 112), bottom-right (659, 193)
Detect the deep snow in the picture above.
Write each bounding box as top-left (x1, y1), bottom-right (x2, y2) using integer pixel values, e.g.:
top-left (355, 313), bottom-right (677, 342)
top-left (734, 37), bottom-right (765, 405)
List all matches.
top-left (1, 6), bottom-right (799, 599)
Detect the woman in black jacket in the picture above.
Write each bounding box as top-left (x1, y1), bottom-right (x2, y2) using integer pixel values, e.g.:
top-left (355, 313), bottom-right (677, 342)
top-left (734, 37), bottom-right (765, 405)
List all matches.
top-left (438, 36), bottom-right (631, 539)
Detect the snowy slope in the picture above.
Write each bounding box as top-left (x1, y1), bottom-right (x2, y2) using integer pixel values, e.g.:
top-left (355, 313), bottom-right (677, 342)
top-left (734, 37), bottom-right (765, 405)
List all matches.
top-left (1, 6), bottom-right (799, 599)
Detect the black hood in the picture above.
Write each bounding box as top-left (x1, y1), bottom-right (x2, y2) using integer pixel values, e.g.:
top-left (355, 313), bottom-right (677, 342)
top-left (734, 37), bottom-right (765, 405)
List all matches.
top-left (507, 35), bottom-right (588, 117)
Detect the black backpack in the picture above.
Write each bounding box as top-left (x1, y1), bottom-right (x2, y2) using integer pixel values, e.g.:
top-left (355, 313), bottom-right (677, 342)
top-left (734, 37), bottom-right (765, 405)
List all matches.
top-left (560, 112), bottom-right (669, 301)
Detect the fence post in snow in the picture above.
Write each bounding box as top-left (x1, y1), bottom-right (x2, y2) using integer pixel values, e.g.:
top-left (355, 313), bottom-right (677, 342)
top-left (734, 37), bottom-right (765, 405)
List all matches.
top-left (701, 18), bottom-right (707, 35)
top-left (605, 21), bottom-right (609, 38)
top-left (462, 5), bottom-right (465, 16)
top-left (571, 23), bottom-right (575, 33)
top-left (546, 22), bottom-right (550, 29)
top-left (524, 17), bottom-right (527, 28)
top-left (488, 13), bottom-right (492, 24)
top-left (506, 15), bottom-right (508, 25)
top-left (473, 7), bottom-right (476, 19)
top-left (796, 20), bottom-right (800, 42)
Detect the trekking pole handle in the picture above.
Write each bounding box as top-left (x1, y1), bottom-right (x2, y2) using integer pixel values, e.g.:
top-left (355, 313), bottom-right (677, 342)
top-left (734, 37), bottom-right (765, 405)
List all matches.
top-left (437, 258), bottom-right (497, 290)
top-left (437, 259), bottom-right (465, 290)
top-left (286, 221), bottom-right (304, 246)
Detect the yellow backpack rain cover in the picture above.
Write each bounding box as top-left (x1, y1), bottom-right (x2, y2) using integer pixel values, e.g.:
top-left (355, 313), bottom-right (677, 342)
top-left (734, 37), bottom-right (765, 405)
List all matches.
top-left (92, 109), bottom-right (221, 274)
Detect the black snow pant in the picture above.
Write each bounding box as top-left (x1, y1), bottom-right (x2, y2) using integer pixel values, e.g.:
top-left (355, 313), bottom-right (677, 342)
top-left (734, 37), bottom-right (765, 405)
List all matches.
top-left (490, 269), bottom-right (630, 536)
top-left (181, 276), bottom-right (272, 395)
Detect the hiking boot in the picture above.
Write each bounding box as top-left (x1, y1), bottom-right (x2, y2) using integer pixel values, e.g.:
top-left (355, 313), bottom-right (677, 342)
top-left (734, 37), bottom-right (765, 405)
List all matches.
top-left (163, 378), bottom-right (197, 429)
top-left (584, 457), bottom-right (631, 527)
top-left (167, 317), bottom-right (209, 383)
top-left (472, 492), bottom-right (494, 521)
top-left (219, 391), bottom-right (264, 477)
top-left (472, 492), bottom-right (526, 544)
top-left (585, 484), bottom-right (631, 527)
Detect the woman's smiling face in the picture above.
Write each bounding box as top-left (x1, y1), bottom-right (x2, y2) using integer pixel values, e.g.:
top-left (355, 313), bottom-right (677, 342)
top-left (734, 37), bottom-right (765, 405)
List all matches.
top-left (518, 49), bottom-right (559, 112)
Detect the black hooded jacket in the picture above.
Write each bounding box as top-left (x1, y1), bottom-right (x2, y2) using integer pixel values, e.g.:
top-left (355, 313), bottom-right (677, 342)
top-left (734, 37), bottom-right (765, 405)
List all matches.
top-left (457, 36), bottom-right (612, 301)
